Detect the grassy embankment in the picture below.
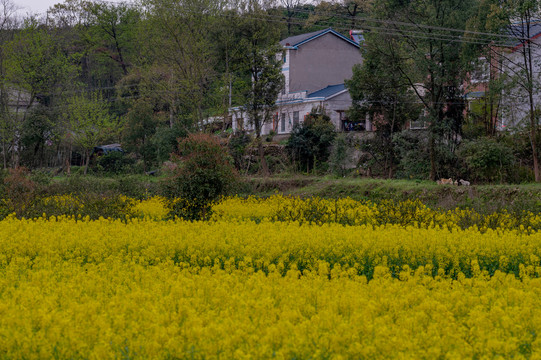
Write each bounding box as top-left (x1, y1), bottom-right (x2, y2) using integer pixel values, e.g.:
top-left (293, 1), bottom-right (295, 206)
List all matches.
top-left (243, 176), bottom-right (541, 214)
top-left (45, 173), bottom-right (541, 214)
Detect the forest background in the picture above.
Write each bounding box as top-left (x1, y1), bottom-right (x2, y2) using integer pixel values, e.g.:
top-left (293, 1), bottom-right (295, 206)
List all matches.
top-left (0, 0), bottom-right (540, 185)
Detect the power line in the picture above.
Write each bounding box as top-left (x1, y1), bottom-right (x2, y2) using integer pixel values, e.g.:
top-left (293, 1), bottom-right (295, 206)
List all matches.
top-left (8, 1), bottom-right (541, 114)
top-left (284, 7), bottom-right (530, 41)
top-left (29, 0), bottom-right (538, 47)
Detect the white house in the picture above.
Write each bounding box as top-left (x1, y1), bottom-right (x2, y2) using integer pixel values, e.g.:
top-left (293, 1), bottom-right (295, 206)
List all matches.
top-left (231, 28), bottom-right (364, 135)
top-left (464, 21), bottom-right (541, 131)
top-left (499, 21), bottom-right (541, 130)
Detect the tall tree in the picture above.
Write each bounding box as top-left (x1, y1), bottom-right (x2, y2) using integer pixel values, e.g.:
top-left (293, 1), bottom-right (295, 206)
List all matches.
top-left (138, 0), bottom-right (226, 129)
top-left (63, 91), bottom-right (120, 174)
top-left (0, 0), bottom-right (18, 168)
top-left (236, 0), bottom-right (284, 176)
top-left (497, 0), bottom-right (541, 181)
top-left (83, 1), bottom-right (140, 77)
top-left (346, 32), bottom-right (421, 178)
top-left (370, 0), bottom-right (477, 180)
top-left (121, 99), bottom-right (158, 171)
top-left (280, 0), bottom-right (305, 36)
top-left (462, 0), bottom-right (507, 138)
top-left (4, 17), bottom-right (79, 167)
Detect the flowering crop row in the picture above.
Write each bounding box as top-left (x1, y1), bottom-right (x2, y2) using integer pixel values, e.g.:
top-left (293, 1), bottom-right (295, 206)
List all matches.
top-left (212, 195), bottom-right (541, 232)
top-left (2, 257), bottom-right (541, 359)
top-left (2, 216), bottom-right (541, 281)
top-left (1, 216), bottom-right (541, 358)
top-left (14, 194), bottom-right (541, 232)
top-left (1, 196), bottom-right (540, 358)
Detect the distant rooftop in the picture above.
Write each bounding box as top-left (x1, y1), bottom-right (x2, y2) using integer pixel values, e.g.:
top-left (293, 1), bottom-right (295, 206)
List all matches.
top-left (465, 91), bottom-right (485, 99)
top-left (280, 28), bottom-right (360, 49)
top-left (505, 21), bottom-right (541, 49)
top-left (349, 30), bottom-right (365, 44)
top-left (307, 84), bottom-right (347, 99)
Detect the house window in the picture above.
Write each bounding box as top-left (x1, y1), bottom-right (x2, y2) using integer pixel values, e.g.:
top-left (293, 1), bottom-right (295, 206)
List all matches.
top-left (281, 113), bottom-right (286, 132)
top-left (410, 120), bottom-right (428, 129)
top-left (293, 111), bottom-right (299, 126)
top-left (237, 117), bottom-right (244, 130)
top-left (410, 112), bottom-right (428, 129)
top-left (471, 57), bottom-right (489, 83)
top-left (340, 111), bottom-right (368, 132)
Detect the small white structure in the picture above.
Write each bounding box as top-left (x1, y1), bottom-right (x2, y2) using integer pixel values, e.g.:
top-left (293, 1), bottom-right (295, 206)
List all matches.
top-left (232, 84), bottom-right (367, 134)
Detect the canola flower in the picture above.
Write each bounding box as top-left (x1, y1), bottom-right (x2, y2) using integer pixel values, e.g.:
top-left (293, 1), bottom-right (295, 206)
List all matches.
top-left (133, 196), bottom-right (169, 220)
top-left (10, 194), bottom-right (541, 232)
top-left (2, 195), bottom-right (541, 358)
top-left (213, 195), bottom-right (541, 231)
top-left (0, 216), bottom-right (541, 358)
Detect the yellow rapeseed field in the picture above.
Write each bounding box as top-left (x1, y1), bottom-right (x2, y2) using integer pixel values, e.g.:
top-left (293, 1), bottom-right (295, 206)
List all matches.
top-left (1, 196), bottom-right (541, 358)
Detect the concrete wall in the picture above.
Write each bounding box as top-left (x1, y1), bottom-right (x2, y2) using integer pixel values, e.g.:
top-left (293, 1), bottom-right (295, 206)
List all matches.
top-left (323, 92), bottom-right (352, 130)
top-left (289, 33), bottom-right (362, 93)
top-left (232, 93), bottom-right (358, 136)
top-left (499, 38), bottom-right (541, 130)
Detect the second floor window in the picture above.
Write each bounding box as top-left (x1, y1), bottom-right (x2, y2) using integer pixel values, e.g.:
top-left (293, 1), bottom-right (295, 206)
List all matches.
top-left (471, 57), bottom-right (489, 83)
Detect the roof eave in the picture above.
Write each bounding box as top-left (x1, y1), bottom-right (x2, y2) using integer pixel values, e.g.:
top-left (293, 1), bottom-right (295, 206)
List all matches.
top-left (511, 31), bottom-right (541, 52)
top-left (324, 89), bottom-right (349, 100)
top-left (287, 29), bottom-right (360, 49)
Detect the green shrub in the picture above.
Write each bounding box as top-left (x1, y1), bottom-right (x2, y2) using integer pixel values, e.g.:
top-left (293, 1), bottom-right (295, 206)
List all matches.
top-left (161, 133), bottom-right (238, 220)
top-left (286, 108), bottom-right (335, 172)
top-left (458, 137), bottom-right (514, 183)
top-left (329, 133), bottom-right (356, 177)
top-left (95, 151), bottom-right (136, 175)
top-left (115, 175), bottom-right (157, 200)
top-left (392, 131), bottom-right (431, 179)
top-left (30, 169), bottom-right (53, 186)
top-left (3, 167), bottom-right (39, 217)
top-left (228, 130), bottom-right (251, 170)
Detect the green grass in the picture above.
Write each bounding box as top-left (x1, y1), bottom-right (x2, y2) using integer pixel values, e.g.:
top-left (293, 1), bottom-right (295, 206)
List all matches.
top-left (240, 176), bottom-right (541, 214)
top-left (40, 171), bottom-right (541, 215)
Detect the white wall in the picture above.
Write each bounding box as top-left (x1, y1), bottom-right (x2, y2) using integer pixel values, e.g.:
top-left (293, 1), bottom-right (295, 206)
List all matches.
top-left (232, 93), bottom-right (355, 136)
top-left (499, 38), bottom-right (541, 130)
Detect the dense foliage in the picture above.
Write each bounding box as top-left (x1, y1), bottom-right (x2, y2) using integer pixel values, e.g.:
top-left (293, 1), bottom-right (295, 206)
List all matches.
top-left (286, 109), bottom-right (336, 172)
top-left (161, 133), bottom-right (238, 220)
top-left (0, 0), bottom-right (539, 182)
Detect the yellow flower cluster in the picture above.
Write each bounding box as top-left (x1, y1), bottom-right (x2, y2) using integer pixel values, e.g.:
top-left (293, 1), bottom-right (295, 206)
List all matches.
top-left (214, 195), bottom-right (541, 231)
top-left (133, 196), bottom-right (169, 220)
top-left (19, 194), bottom-right (541, 232)
top-left (0, 215), bottom-right (541, 358)
top-left (38, 194), bottom-right (85, 212)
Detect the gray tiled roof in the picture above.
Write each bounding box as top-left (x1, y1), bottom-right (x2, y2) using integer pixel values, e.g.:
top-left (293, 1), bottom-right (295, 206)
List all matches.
top-left (307, 84), bottom-right (347, 99)
top-left (280, 29), bottom-right (329, 47)
top-left (505, 21), bottom-right (541, 48)
top-left (280, 28), bottom-right (359, 48)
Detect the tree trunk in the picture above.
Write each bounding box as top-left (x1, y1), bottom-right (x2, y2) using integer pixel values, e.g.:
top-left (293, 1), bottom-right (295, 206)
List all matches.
top-left (84, 149), bottom-right (90, 175)
top-left (256, 136), bottom-right (269, 177)
top-left (531, 123), bottom-right (540, 182)
top-left (388, 99), bottom-right (397, 179)
top-left (2, 141), bottom-right (6, 169)
top-left (429, 134), bottom-right (436, 181)
top-left (524, 26), bottom-right (540, 182)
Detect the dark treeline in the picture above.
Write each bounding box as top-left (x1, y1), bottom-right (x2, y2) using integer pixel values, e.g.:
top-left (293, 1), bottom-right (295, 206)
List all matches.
top-left (0, 0), bottom-right (539, 183)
